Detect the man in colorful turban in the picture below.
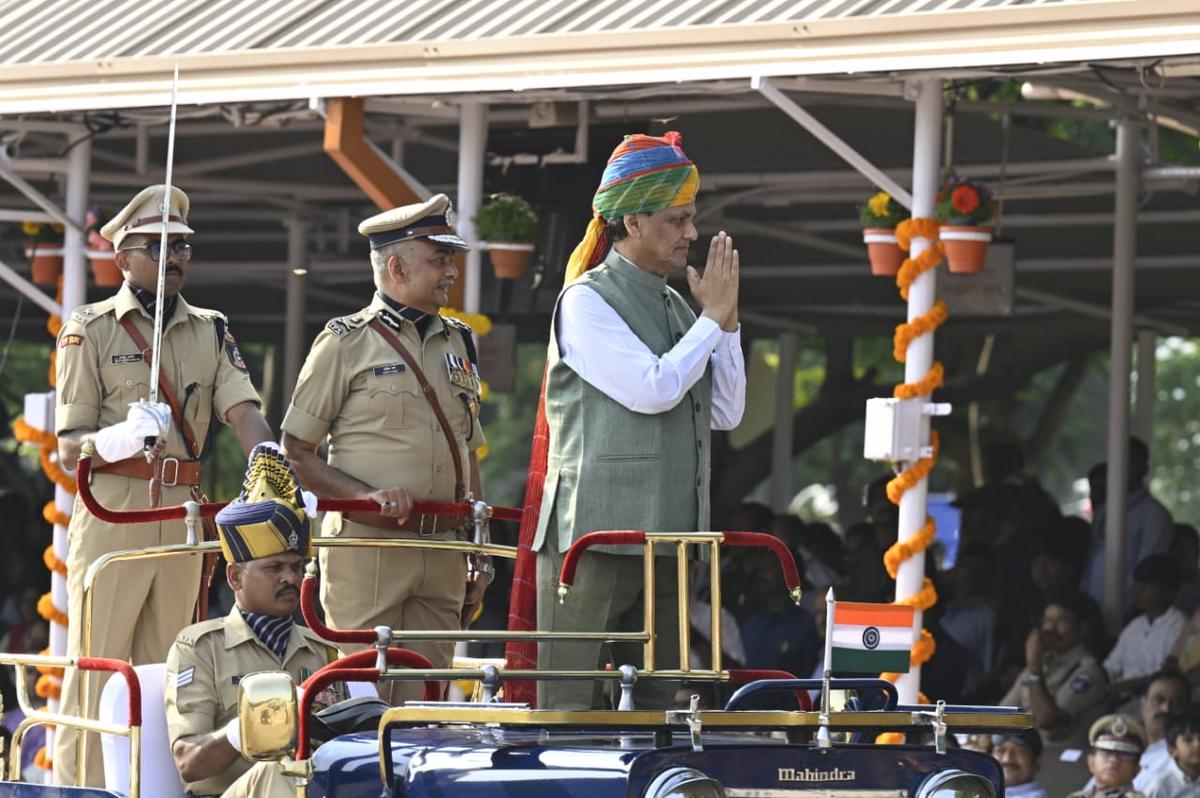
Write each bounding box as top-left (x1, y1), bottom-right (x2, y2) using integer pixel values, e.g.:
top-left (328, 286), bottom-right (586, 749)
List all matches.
top-left (165, 443), bottom-right (337, 797)
top-left (530, 131), bottom-right (747, 710)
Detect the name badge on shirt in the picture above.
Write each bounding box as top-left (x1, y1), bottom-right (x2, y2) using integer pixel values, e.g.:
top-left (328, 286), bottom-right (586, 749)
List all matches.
top-left (373, 363), bottom-right (406, 377)
top-left (111, 353), bottom-right (145, 365)
top-left (445, 353), bottom-right (480, 394)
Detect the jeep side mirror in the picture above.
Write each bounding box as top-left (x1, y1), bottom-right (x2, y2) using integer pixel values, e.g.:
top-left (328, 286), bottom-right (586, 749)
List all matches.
top-left (237, 671), bottom-right (298, 761)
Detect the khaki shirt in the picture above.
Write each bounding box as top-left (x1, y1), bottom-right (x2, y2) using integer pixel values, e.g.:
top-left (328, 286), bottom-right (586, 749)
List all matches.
top-left (164, 607), bottom-right (336, 796)
top-left (282, 294), bottom-right (484, 503)
top-left (55, 283), bottom-right (260, 453)
top-left (1002, 643), bottom-right (1108, 745)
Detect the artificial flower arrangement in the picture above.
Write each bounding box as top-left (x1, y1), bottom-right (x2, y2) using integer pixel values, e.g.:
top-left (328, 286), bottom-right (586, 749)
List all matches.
top-left (934, 178), bottom-right (995, 273)
top-left (859, 190), bottom-right (908, 276)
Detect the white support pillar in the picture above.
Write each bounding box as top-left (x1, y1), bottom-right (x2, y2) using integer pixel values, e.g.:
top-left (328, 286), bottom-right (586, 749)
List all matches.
top-left (771, 333), bottom-right (798, 513)
top-left (456, 102), bottom-right (487, 313)
top-left (1103, 116), bottom-right (1142, 633)
top-left (1134, 330), bottom-right (1157, 443)
top-left (284, 217), bottom-right (308, 403)
top-left (62, 137), bottom-right (91, 315)
top-left (894, 79), bottom-right (943, 704)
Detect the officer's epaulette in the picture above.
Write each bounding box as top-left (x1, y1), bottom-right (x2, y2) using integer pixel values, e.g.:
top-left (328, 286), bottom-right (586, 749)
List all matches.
top-left (68, 296), bottom-right (116, 325)
top-left (439, 314), bottom-right (472, 335)
top-left (172, 618), bottom-right (225, 647)
top-left (325, 312), bottom-right (367, 337)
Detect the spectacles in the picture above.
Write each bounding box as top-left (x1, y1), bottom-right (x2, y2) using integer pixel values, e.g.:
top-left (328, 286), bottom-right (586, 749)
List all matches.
top-left (119, 240), bottom-right (193, 262)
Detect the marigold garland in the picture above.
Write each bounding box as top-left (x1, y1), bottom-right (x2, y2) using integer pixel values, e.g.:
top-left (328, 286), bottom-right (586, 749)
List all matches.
top-left (37, 592), bottom-right (68, 627)
top-left (875, 217), bottom-right (947, 726)
top-left (12, 417), bottom-right (57, 448)
top-left (42, 500), bottom-right (71, 529)
top-left (36, 648), bottom-right (63, 678)
top-left (35, 747), bottom-right (53, 769)
top-left (43, 544), bottom-right (67, 577)
top-left (35, 673), bottom-right (61, 700)
top-left (39, 447), bottom-right (76, 492)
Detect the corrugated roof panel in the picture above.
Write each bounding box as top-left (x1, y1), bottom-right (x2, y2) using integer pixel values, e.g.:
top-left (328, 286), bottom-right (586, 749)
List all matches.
top-left (0, 0), bottom-right (1128, 65)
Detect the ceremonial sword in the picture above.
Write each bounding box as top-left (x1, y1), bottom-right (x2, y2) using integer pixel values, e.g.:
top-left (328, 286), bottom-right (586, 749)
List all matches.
top-left (145, 64), bottom-right (180, 507)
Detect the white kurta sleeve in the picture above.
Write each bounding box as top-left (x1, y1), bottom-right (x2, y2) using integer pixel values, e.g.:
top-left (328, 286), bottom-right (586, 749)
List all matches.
top-left (557, 284), bottom-right (723, 415)
top-left (709, 327), bottom-right (746, 431)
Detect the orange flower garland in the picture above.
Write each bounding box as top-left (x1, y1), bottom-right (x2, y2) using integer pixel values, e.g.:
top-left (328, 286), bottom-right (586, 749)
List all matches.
top-left (876, 217), bottom-right (946, 721)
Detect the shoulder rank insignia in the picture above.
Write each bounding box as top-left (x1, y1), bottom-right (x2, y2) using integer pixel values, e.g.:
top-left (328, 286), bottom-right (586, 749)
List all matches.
top-left (326, 314), bottom-right (365, 337)
top-left (441, 314), bottom-right (471, 334)
top-left (445, 352), bottom-right (480, 394)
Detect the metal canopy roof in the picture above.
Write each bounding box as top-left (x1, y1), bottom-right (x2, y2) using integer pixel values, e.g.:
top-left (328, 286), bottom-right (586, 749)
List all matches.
top-left (0, 0), bottom-right (1195, 113)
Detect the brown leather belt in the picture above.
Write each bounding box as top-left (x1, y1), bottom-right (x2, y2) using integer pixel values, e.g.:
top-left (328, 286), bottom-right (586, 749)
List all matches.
top-left (345, 511), bottom-right (465, 536)
top-left (94, 456), bottom-right (203, 487)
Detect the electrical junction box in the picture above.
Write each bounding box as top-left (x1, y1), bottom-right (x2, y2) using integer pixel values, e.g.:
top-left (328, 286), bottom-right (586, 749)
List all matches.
top-left (863, 397), bottom-right (926, 463)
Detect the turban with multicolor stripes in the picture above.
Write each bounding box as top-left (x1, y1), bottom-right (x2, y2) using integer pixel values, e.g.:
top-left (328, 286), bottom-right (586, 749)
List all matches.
top-left (565, 131), bottom-right (700, 282)
top-left (215, 443), bottom-right (312, 563)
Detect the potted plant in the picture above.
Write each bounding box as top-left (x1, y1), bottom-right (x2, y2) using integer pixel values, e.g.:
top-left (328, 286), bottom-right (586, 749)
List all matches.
top-left (22, 221), bottom-right (64, 286)
top-left (85, 206), bottom-right (121, 286)
top-left (473, 194), bottom-right (538, 280)
top-left (934, 178), bottom-right (995, 273)
top-left (859, 190), bottom-right (908, 276)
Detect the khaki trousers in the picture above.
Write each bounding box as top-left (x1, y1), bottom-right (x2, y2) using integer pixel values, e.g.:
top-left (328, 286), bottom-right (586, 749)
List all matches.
top-left (319, 515), bottom-right (466, 705)
top-left (54, 476), bottom-right (201, 787)
top-left (220, 759), bottom-right (300, 797)
top-left (536, 544), bottom-right (680, 710)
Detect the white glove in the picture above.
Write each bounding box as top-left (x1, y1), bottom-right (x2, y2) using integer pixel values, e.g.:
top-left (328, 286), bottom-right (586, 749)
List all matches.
top-left (223, 716), bottom-right (243, 755)
top-left (301, 490), bottom-right (319, 518)
top-left (93, 401), bottom-right (172, 462)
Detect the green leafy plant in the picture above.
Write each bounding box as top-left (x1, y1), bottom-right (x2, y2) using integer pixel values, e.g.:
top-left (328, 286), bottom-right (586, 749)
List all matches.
top-left (473, 195), bottom-right (538, 243)
top-left (934, 178), bottom-right (995, 226)
top-left (20, 220), bottom-right (64, 244)
top-left (859, 190), bottom-right (907, 228)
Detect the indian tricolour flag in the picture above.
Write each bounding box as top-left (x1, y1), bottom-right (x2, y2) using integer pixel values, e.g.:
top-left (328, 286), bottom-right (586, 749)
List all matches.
top-left (826, 597), bottom-right (914, 674)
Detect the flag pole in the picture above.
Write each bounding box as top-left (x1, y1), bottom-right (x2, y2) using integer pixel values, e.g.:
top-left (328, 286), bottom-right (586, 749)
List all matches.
top-left (819, 587), bottom-right (834, 748)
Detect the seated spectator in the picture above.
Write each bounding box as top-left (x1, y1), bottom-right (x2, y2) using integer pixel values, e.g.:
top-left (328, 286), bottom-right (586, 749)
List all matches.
top-left (864, 475), bottom-right (899, 552)
top-left (1070, 714), bottom-right (1148, 798)
top-left (1106, 555), bottom-right (1189, 705)
top-left (994, 729), bottom-right (1049, 798)
top-left (1001, 590), bottom-right (1108, 747)
top-left (1144, 708), bottom-right (1200, 798)
top-left (1083, 439), bottom-right (1175, 610)
top-left (1173, 525), bottom-right (1200, 616)
top-left (1135, 672), bottom-right (1194, 792)
top-left (738, 549), bottom-right (820, 679)
top-left (841, 521), bottom-right (891, 604)
top-left (940, 542), bottom-right (997, 699)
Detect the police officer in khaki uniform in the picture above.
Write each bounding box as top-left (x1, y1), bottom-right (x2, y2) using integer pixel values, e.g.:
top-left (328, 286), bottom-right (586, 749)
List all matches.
top-left (1068, 714), bottom-right (1149, 798)
top-left (166, 443), bottom-right (336, 797)
top-left (282, 194), bottom-right (488, 704)
top-left (54, 186), bottom-right (273, 785)
top-left (1001, 591), bottom-right (1108, 747)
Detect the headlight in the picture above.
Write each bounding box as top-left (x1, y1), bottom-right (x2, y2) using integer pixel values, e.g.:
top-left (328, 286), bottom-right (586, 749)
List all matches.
top-left (916, 769), bottom-right (996, 798)
top-left (644, 767), bottom-right (727, 798)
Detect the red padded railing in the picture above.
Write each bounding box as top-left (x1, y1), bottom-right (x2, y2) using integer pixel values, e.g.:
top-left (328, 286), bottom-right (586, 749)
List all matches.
top-left (79, 657), bottom-right (142, 727)
top-left (300, 575), bottom-right (376, 645)
top-left (558, 531), bottom-right (647, 586)
top-left (721, 531), bottom-right (803, 594)
top-left (728, 669), bottom-right (813, 711)
top-left (76, 454), bottom-right (522, 525)
top-left (297, 647), bottom-right (437, 760)
top-left (558, 530), bottom-right (803, 596)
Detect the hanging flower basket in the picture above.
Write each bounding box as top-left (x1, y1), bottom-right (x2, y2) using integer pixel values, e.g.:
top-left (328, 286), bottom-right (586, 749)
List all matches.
top-left (87, 250), bottom-right (122, 286)
top-left (939, 226), bottom-right (993, 273)
top-left (857, 190), bottom-right (907, 277)
top-left (934, 178), bottom-right (995, 274)
top-left (862, 228), bottom-right (905, 276)
top-left (25, 244), bottom-right (64, 286)
top-left (484, 242), bottom-right (535, 280)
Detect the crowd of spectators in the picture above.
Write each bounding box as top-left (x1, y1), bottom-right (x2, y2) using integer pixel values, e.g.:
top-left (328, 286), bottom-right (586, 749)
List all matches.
top-left (701, 437), bottom-right (1200, 796)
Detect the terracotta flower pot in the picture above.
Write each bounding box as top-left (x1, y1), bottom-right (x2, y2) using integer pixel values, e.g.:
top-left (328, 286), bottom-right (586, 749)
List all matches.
top-left (25, 245), bottom-right (64, 286)
top-left (862, 228), bottom-right (905, 276)
top-left (939, 225), bottom-right (993, 273)
top-left (486, 242), bottom-right (535, 280)
top-left (88, 252), bottom-right (122, 286)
